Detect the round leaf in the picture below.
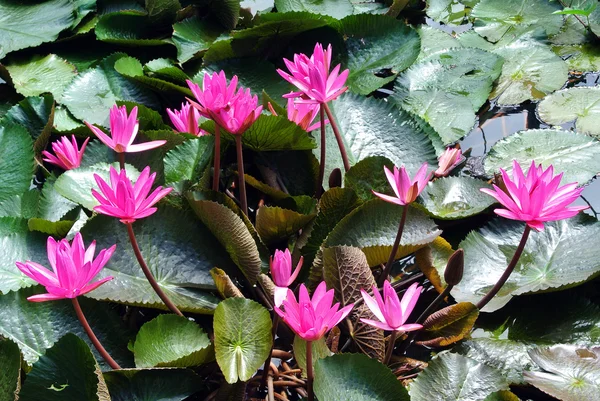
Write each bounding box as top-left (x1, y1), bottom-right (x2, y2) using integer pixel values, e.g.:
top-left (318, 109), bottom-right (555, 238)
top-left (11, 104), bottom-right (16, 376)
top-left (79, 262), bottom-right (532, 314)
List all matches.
top-left (314, 353), bottom-right (410, 401)
top-left (172, 16), bottom-right (225, 63)
top-left (5, 55), bottom-right (76, 101)
top-left (213, 298), bottom-right (272, 383)
top-left (417, 176), bottom-right (495, 219)
top-left (133, 315), bottom-right (213, 368)
top-left (344, 156), bottom-right (394, 201)
top-left (0, 123), bottom-right (33, 203)
top-left (275, 0), bottom-right (353, 18)
top-left (484, 128), bottom-right (600, 185)
top-left (255, 206), bottom-right (315, 244)
top-left (538, 87), bottom-right (600, 137)
top-left (417, 302), bottom-right (479, 347)
top-left (104, 368), bottom-right (201, 401)
top-left (95, 11), bottom-right (167, 46)
top-left (409, 352), bottom-right (509, 401)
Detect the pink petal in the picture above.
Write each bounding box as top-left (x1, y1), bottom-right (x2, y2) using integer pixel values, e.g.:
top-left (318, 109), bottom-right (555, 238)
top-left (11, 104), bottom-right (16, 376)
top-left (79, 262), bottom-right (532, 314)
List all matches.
top-left (125, 140), bottom-right (166, 153)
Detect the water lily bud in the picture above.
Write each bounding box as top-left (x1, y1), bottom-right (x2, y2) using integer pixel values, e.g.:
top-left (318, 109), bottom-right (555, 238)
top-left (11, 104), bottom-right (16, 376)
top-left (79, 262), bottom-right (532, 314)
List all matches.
top-left (444, 249), bottom-right (464, 286)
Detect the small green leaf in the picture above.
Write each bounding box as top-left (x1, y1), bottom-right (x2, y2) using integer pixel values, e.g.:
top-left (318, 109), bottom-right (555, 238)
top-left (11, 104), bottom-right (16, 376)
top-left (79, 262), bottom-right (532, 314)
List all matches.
top-left (275, 0), bottom-right (353, 18)
top-left (3, 95), bottom-right (55, 155)
top-left (255, 206), bottom-right (315, 244)
top-left (96, 11), bottom-right (168, 46)
top-left (417, 302), bottom-right (479, 347)
top-left (214, 298), bottom-right (272, 383)
top-left (172, 16), bottom-right (227, 63)
top-left (134, 315), bottom-right (213, 368)
top-left (314, 353), bottom-right (410, 401)
top-left (524, 345), bottom-right (600, 401)
top-left (104, 368), bottom-right (201, 401)
top-left (114, 56), bottom-right (192, 96)
top-left (537, 87), bottom-right (600, 138)
top-left (417, 177), bottom-right (495, 219)
top-left (164, 136), bottom-right (215, 193)
top-left (0, 340), bottom-right (21, 401)
top-left (410, 353), bottom-right (509, 401)
top-left (0, 123), bottom-right (33, 203)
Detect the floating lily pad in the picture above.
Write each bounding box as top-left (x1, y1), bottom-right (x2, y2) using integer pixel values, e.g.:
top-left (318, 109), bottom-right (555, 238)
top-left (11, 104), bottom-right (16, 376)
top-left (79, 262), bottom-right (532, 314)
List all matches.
top-left (172, 16), bottom-right (226, 63)
top-left (537, 87), bottom-right (600, 137)
top-left (104, 368), bottom-right (201, 401)
top-left (275, 0), bottom-right (353, 18)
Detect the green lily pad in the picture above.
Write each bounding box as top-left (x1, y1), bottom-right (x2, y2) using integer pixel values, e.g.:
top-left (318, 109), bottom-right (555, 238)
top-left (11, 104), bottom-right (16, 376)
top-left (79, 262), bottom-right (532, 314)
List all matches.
top-left (471, 0), bottom-right (563, 43)
top-left (426, 0), bottom-right (476, 26)
top-left (314, 353), bottom-right (410, 401)
top-left (484, 128), bottom-right (600, 185)
top-left (133, 315), bottom-right (213, 368)
top-left (2, 95), bottom-right (55, 152)
top-left (80, 207), bottom-right (225, 313)
top-left (537, 87), bottom-right (600, 137)
top-left (524, 344), bottom-right (600, 401)
top-left (416, 26), bottom-right (461, 62)
top-left (113, 56), bottom-right (191, 96)
top-left (95, 11), bottom-right (167, 46)
top-left (172, 16), bottom-right (226, 63)
top-left (0, 339), bottom-right (20, 401)
top-left (4, 54), bottom-right (77, 101)
top-left (491, 40), bottom-right (568, 105)
top-left (336, 14), bottom-right (421, 95)
top-left (410, 352), bottom-right (509, 401)
top-left (275, 0), bottom-right (353, 18)
top-left (343, 156), bottom-right (395, 201)
top-left (0, 123), bottom-right (33, 203)
top-left (292, 336), bottom-right (332, 378)
top-left (255, 206), bottom-right (315, 244)
top-left (19, 334), bottom-right (110, 401)
top-left (325, 199), bottom-right (442, 267)
top-left (103, 368), bottom-right (201, 401)
top-left (0, 288), bottom-right (133, 367)
top-left (213, 298), bottom-right (272, 383)
top-left (553, 43), bottom-right (600, 72)
top-left (417, 177), bottom-right (495, 219)
top-left (164, 136), bottom-right (214, 194)
top-left (453, 215), bottom-right (600, 312)
top-left (0, 0), bottom-right (75, 58)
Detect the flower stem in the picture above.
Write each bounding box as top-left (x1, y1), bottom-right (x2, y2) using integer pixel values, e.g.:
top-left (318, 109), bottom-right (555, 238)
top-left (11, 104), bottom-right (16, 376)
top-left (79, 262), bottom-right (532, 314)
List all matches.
top-left (261, 314), bottom-right (280, 389)
top-left (378, 206), bottom-right (408, 287)
top-left (323, 102), bottom-right (350, 172)
top-left (317, 104), bottom-right (326, 198)
top-left (125, 223), bottom-right (184, 316)
top-left (476, 225), bottom-right (531, 310)
top-left (72, 297), bottom-right (121, 369)
top-left (117, 152), bottom-right (125, 171)
top-left (213, 124), bottom-right (221, 192)
top-left (306, 340), bottom-right (314, 401)
top-left (383, 330), bottom-right (398, 365)
top-left (235, 135), bottom-right (248, 216)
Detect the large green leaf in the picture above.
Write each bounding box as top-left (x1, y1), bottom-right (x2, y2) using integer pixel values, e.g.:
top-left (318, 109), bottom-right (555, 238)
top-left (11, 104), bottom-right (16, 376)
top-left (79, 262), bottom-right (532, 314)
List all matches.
top-left (0, 340), bottom-right (20, 401)
top-left (133, 315), bottom-right (213, 368)
top-left (187, 198), bottom-right (265, 284)
top-left (95, 11), bottom-right (167, 46)
top-left (81, 207), bottom-right (225, 313)
top-left (416, 26), bottom-right (461, 62)
top-left (255, 206), bottom-right (315, 244)
top-left (417, 177), bottom-right (495, 219)
top-left (19, 334), bottom-right (109, 401)
top-left (324, 199), bottom-right (441, 267)
top-left (301, 188), bottom-right (361, 269)
top-left (314, 353), bottom-right (410, 401)
top-left (0, 123), bottom-right (33, 203)
top-left (210, 0), bottom-right (241, 30)
top-left (491, 40), bottom-right (568, 105)
top-left (410, 352), bottom-right (509, 401)
top-left (537, 87), bottom-right (600, 137)
top-left (61, 53), bottom-right (159, 126)
top-left (524, 345), bottom-right (600, 401)
top-left (54, 162), bottom-right (141, 210)
top-left (316, 92), bottom-right (438, 184)
top-left (275, 0), bottom-right (353, 18)
top-left (172, 16), bottom-right (226, 63)
top-left (484, 129), bottom-right (600, 185)
top-left (5, 55), bottom-right (76, 101)
top-left (343, 156), bottom-right (394, 201)
top-left (164, 136), bottom-right (214, 193)
top-left (0, 288), bottom-right (133, 367)
top-left (2, 95), bottom-right (55, 152)
top-left (453, 215), bottom-right (600, 312)
top-left (104, 369), bottom-right (201, 401)
top-left (0, 0), bottom-right (75, 58)
top-left (471, 0), bottom-right (563, 43)
top-left (426, 0), bottom-right (476, 26)
top-left (213, 298), bottom-right (272, 383)
top-left (336, 14), bottom-right (420, 95)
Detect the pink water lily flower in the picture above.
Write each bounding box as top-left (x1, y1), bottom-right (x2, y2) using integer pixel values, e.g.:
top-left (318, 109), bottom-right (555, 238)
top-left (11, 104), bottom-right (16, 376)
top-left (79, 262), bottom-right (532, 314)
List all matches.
top-left (434, 148), bottom-right (464, 178)
top-left (373, 163), bottom-right (431, 206)
top-left (213, 87), bottom-right (263, 135)
top-left (92, 166), bottom-right (172, 224)
top-left (277, 43), bottom-right (349, 104)
top-left (275, 282), bottom-right (353, 342)
top-left (167, 102), bottom-right (205, 136)
top-left (42, 135), bottom-right (89, 170)
top-left (16, 233), bottom-right (116, 302)
top-left (481, 160), bottom-right (587, 231)
top-left (268, 98), bottom-right (327, 132)
top-left (186, 71), bottom-right (239, 119)
top-left (360, 281), bottom-right (423, 332)
top-left (85, 105), bottom-right (166, 153)
top-left (270, 249), bottom-right (303, 307)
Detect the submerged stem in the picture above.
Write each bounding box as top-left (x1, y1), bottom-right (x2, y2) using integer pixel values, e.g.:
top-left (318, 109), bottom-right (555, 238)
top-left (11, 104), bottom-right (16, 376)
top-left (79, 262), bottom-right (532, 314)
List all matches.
top-left (212, 124), bottom-right (221, 192)
top-left (317, 104), bottom-right (326, 198)
top-left (125, 223), bottom-right (183, 316)
top-left (378, 206), bottom-right (408, 287)
top-left (476, 225), bottom-right (531, 310)
top-left (72, 297), bottom-right (121, 369)
top-left (323, 103), bottom-right (350, 172)
top-left (235, 135), bottom-right (248, 216)
top-left (306, 340), bottom-right (314, 401)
